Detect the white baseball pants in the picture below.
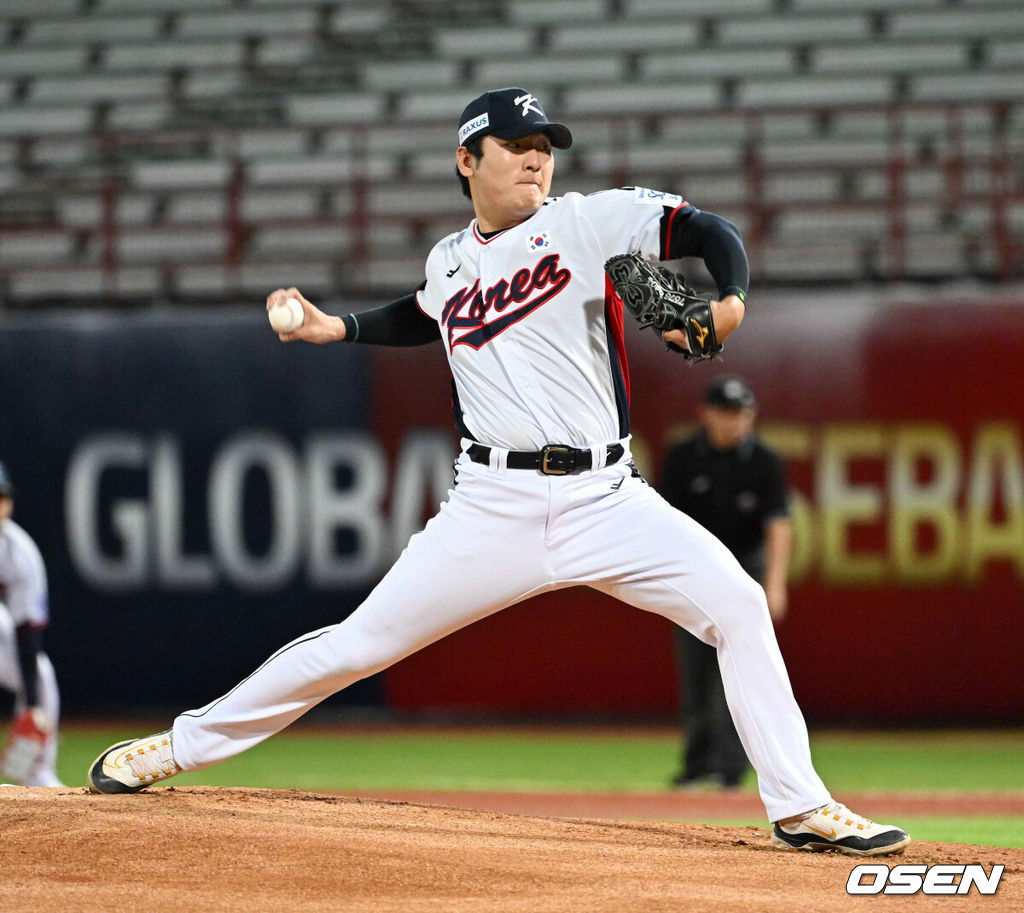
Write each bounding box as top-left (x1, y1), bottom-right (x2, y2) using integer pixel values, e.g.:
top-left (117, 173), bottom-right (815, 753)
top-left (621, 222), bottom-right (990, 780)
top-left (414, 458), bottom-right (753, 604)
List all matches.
top-left (172, 442), bottom-right (831, 821)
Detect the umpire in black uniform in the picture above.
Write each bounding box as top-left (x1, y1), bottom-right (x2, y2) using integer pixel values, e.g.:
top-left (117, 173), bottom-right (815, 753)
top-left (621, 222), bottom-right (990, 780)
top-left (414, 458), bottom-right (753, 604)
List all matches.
top-left (659, 375), bottom-right (793, 788)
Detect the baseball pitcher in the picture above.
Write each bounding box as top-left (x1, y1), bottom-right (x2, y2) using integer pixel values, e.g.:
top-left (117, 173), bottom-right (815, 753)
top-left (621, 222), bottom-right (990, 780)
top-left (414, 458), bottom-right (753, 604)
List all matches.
top-left (89, 88), bottom-right (909, 857)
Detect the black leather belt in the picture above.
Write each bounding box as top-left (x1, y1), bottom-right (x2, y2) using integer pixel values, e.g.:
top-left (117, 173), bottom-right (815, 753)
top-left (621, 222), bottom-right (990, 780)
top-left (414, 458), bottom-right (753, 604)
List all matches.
top-left (466, 442), bottom-right (625, 475)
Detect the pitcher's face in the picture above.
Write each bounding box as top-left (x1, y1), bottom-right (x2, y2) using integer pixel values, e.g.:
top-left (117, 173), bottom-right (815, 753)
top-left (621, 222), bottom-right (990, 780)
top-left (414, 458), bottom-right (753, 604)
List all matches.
top-left (457, 133), bottom-right (554, 231)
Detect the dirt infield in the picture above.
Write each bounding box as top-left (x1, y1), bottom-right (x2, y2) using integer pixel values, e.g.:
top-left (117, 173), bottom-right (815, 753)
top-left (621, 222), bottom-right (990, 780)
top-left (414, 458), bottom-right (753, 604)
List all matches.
top-left (331, 786), bottom-right (1024, 820)
top-left (1, 787), bottom-right (1020, 912)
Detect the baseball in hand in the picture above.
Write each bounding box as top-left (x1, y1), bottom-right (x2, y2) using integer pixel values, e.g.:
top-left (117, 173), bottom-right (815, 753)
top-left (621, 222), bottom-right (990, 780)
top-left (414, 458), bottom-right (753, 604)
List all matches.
top-left (268, 297), bottom-right (304, 333)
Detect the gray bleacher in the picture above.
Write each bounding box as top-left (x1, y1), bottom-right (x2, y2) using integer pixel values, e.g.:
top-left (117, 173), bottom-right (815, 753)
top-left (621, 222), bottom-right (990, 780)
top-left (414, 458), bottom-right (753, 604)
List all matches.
top-left (0, 0), bottom-right (1021, 304)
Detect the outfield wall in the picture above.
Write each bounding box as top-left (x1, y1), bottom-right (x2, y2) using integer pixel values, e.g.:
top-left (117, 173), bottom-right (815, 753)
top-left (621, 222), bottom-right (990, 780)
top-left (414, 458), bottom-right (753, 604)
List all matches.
top-left (1, 293), bottom-right (1021, 722)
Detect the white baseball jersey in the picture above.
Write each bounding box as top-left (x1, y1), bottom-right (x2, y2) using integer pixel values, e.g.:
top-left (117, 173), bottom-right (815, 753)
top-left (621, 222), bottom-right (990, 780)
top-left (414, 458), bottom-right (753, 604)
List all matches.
top-left (0, 519), bottom-right (49, 630)
top-left (417, 188), bottom-right (689, 450)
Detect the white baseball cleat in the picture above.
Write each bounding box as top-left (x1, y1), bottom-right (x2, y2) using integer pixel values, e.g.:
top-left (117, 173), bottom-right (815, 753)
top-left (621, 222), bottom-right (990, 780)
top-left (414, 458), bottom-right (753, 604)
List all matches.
top-left (771, 802), bottom-right (911, 856)
top-left (87, 731), bottom-right (182, 794)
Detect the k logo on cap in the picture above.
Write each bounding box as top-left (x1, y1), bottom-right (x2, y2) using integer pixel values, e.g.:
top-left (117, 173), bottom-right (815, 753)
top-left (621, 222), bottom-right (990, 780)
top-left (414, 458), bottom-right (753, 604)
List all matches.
top-left (513, 93), bottom-right (543, 117)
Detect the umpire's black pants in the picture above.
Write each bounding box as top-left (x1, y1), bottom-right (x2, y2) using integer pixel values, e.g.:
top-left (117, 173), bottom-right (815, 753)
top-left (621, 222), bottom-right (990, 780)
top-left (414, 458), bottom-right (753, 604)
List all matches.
top-left (673, 626), bottom-right (749, 786)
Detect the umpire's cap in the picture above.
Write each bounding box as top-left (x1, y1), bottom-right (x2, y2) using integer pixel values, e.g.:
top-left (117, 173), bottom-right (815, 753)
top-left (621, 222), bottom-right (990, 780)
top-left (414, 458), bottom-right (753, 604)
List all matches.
top-left (0, 460), bottom-right (13, 497)
top-left (458, 87), bottom-right (572, 150)
top-left (705, 375), bottom-right (756, 410)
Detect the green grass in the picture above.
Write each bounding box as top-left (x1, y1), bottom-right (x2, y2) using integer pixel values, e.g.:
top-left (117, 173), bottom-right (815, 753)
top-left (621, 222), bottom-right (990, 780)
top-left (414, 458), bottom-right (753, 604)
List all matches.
top-left (807, 730), bottom-right (1024, 794)
top-left (43, 723), bottom-right (1024, 849)
top-left (57, 724), bottom-right (1024, 793)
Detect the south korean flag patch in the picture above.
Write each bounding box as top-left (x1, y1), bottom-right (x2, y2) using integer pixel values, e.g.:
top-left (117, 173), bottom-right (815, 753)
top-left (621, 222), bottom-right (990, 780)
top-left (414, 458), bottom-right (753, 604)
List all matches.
top-left (527, 231), bottom-right (552, 252)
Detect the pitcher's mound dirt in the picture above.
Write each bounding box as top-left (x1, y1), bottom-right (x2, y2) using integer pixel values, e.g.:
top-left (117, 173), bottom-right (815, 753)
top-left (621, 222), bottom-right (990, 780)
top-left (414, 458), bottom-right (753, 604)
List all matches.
top-left (1, 786), bottom-right (1020, 912)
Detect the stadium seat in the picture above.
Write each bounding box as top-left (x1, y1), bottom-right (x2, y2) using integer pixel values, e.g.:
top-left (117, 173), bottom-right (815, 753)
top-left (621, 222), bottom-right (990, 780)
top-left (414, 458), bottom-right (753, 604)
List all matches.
top-left (233, 129), bottom-right (310, 160)
top-left (24, 15), bottom-right (163, 45)
top-left (395, 89), bottom-right (483, 123)
top-left (0, 47), bottom-right (88, 77)
top-left (9, 266), bottom-right (161, 299)
top-left (0, 230), bottom-right (76, 267)
top-left (118, 226), bottom-right (227, 264)
top-left (99, 0), bottom-right (233, 10)
top-left (628, 0), bottom-right (773, 12)
top-left (106, 101), bottom-right (174, 130)
top-left (369, 183), bottom-right (465, 216)
top-left (3, 0), bottom-right (80, 15)
top-left (28, 74), bottom-right (167, 106)
top-left (329, 5), bottom-right (390, 35)
top-left (257, 37), bottom-right (315, 66)
top-left (287, 93), bottom-right (383, 126)
top-left (904, 234), bottom-right (969, 275)
top-left (791, 0), bottom-right (943, 9)
top-left (164, 191), bottom-right (228, 224)
top-left (250, 225), bottom-right (352, 258)
top-left (584, 143), bottom-right (744, 174)
top-left (910, 72), bottom-right (1024, 103)
top-left (549, 20), bottom-right (699, 53)
top-left (718, 13), bottom-right (871, 45)
top-left (59, 193), bottom-right (157, 228)
top-left (28, 137), bottom-right (92, 169)
top-left (813, 41), bottom-right (970, 75)
top-left (736, 75), bottom-right (895, 107)
top-left (989, 39), bottom-right (1024, 67)
top-left (361, 124), bottom-right (453, 156)
top-left (104, 41), bottom-right (245, 73)
top-left (130, 160), bottom-right (233, 191)
top-left (240, 188), bottom-right (325, 221)
top-left (476, 55), bottom-right (626, 90)
top-left (642, 48), bottom-right (794, 80)
top-left (175, 9), bottom-right (317, 40)
top-left (760, 137), bottom-right (892, 167)
top-left (0, 106), bottom-right (92, 138)
top-left (566, 82), bottom-right (721, 116)
top-left (888, 8), bottom-right (1024, 39)
top-left (508, 0), bottom-right (608, 24)
top-left (248, 154), bottom-right (394, 186)
top-left (763, 172), bottom-right (845, 204)
top-left (362, 60), bottom-right (461, 93)
top-left (435, 26), bottom-right (534, 58)
top-left (763, 241), bottom-right (864, 280)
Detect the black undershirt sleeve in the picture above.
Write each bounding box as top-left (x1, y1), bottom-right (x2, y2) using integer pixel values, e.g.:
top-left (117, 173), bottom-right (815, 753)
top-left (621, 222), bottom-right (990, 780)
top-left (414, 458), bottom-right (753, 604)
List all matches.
top-left (15, 625), bottom-right (42, 707)
top-left (340, 292), bottom-right (441, 347)
top-left (661, 208), bottom-right (749, 301)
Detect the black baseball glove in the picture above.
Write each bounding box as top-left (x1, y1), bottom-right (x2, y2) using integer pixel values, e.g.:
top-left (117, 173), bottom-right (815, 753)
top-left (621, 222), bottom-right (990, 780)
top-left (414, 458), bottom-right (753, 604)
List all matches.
top-left (604, 252), bottom-right (722, 363)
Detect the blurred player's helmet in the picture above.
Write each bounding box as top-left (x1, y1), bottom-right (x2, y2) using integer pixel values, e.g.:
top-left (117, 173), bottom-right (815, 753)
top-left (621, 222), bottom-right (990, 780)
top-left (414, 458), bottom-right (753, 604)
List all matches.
top-left (0, 460), bottom-right (14, 497)
top-left (705, 375), bottom-right (756, 410)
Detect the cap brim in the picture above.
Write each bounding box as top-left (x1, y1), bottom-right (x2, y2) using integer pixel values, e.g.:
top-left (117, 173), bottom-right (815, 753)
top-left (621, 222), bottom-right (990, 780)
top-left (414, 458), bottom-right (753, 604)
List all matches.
top-left (706, 397), bottom-right (755, 409)
top-left (542, 123), bottom-right (573, 149)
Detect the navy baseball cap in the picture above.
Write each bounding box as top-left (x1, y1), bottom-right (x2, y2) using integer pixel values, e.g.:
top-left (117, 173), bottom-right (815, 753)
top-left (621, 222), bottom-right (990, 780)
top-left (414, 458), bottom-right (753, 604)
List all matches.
top-left (705, 376), bottom-right (756, 410)
top-left (458, 87), bottom-right (572, 150)
top-left (0, 461), bottom-right (13, 497)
